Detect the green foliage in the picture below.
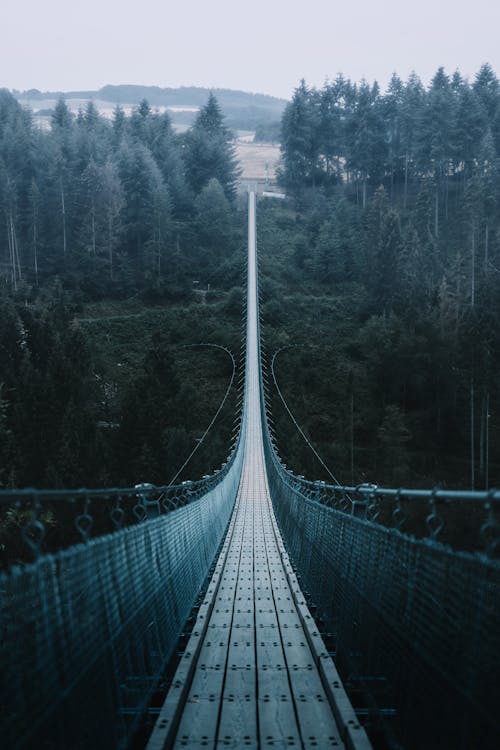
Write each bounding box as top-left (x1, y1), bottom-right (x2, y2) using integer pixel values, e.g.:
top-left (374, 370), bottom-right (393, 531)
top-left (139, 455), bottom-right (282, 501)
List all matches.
top-left (0, 90), bottom-right (242, 293)
top-left (0, 90), bottom-right (246, 489)
top-left (194, 178), bottom-right (233, 258)
top-left (258, 183), bottom-right (500, 489)
top-left (183, 94), bottom-right (241, 201)
top-left (0, 291), bottom-right (102, 487)
top-left (0, 292), bottom-right (243, 488)
top-left (278, 64), bottom-right (500, 222)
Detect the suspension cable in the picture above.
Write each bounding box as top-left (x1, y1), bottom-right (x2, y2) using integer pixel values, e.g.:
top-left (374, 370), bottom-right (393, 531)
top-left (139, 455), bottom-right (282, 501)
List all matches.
top-left (167, 343), bottom-right (237, 486)
top-left (270, 345), bottom-right (343, 488)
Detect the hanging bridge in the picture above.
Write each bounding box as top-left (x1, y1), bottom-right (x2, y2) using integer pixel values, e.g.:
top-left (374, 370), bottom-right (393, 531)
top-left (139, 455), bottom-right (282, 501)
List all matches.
top-left (1, 192), bottom-right (500, 750)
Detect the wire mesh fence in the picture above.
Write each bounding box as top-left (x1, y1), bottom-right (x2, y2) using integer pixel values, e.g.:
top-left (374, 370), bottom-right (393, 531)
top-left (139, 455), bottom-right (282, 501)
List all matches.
top-left (264, 439), bottom-right (500, 749)
top-left (0, 439), bottom-right (243, 750)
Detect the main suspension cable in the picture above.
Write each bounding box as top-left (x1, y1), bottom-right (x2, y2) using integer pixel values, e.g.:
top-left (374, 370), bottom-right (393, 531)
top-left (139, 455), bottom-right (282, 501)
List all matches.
top-left (270, 345), bottom-right (343, 487)
top-left (167, 343), bottom-right (237, 486)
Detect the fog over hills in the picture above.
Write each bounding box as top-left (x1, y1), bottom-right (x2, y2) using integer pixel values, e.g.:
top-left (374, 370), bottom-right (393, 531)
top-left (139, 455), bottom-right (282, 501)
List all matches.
top-left (14, 84), bottom-right (288, 131)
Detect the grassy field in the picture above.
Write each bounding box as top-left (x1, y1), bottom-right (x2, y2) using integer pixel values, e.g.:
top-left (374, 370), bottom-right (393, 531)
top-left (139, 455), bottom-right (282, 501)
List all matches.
top-left (235, 141), bottom-right (280, 180)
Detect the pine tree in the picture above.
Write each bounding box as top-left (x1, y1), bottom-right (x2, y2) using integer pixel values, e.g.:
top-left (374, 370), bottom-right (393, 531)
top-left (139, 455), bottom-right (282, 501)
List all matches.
top-left (194, 178), bottom-right (232, 263)
top-left (473, 64), bottom-right (500, 122)
top-left (51, 98), bottom-right (73, 130)
top-left (100, 159), bottom-right (124, 279)
top-left (315, 198), bottom-right (360, 282)
top-left (400, 72), bottom-right (425, 207)
top-left (476, 131), bottom-right (499, 269)
top-left (319, 77), bottom-right (346, 182)
top-left (383, 73), bottom-right (405, 199)
top-left (346, 80), bottom-right (386, 208)
top-left (183, 93), bottom-right (240, 201)
top-left (279, 81), bottom-right (318, 192)
top-left (452, 81), bottom-right (486, 181)
top-left (111, 105), bottom-right (126, 147)
top-left (147, 111), bottom-right (190, 211)
top-left (416, 68), bottom-right (455, 236)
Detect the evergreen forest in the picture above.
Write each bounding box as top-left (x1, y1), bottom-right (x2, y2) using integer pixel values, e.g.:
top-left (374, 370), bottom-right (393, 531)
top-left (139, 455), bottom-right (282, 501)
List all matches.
top-left (1, 64), bottom-right (500, 495)
top-left (0, 90), bottom-right (245, 489)
top-left (269, 64), bottom-right (500, 489)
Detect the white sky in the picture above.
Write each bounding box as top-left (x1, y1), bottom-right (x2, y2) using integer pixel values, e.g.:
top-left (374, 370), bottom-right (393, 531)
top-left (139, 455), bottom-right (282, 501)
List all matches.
top-left (2, 0), bottom-right (500, 99)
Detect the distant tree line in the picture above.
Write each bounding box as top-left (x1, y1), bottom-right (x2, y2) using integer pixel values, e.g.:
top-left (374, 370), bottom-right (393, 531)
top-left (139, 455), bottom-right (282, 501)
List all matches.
top-left (16, 85), bottom-right (287, 131)
top-left (0, 90), bottom-right (240, 295)
top-left (280, 65), bottom-right (500, 212)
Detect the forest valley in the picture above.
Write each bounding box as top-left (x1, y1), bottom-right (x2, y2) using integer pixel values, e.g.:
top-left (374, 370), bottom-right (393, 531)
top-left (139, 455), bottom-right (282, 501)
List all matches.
top-left (0, 64), bottom-right (499, 497)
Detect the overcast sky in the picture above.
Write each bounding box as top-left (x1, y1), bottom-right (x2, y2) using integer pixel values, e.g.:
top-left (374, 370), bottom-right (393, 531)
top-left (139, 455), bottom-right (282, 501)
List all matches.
top-left (2, 0), bottom-right (500, 99)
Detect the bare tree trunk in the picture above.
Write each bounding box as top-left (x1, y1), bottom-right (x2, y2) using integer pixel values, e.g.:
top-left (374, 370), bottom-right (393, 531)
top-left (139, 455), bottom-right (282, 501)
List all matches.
top-left (8, 211), bottom-right (22, 290)
top-left (390, 155), bottom-right (394, 205)
top-left (7, 218), bottom-right (16, 291)
top-left (91, 197), bottom-right (96, 257)
top-left (434, 186), bottom-right (439, 238)
top-left (479, 391), bottom-right (486, 480)
top-left (60, 178), bottom-right (67, 257)
top-left (486, 391), bottom-right (490, 489)
top-left (471, 220), bottom-right (476, 307)
top-left (31, 179), bottom-right (40, 286)
top-left (403, 151), bottom-right (409, 209)
top-left (350, 389), bottom-right (354, 485)
top-left (485, 223), bottom-right (489, 269)
top-left (15, 225), bottom-right (21, 281)
top-left (33, 210), bottom-right (39, 287)
top-left (108, 212), bottom-right (114, 281)
top-left (445, 173), bottom-right (449, 219)
top-left (470, 377), bottom-right (475, 491)
top-left (157, 211), bottom-right (162, 278)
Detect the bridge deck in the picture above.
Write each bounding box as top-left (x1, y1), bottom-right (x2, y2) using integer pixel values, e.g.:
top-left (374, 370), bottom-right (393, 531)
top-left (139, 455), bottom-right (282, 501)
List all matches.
top-left (146, 193), bottom-right (370, 750)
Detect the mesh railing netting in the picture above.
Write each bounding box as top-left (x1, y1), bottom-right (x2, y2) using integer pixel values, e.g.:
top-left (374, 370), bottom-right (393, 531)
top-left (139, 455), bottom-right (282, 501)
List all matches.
top-left (0, 450), bottom-right (242, 749)
top-left (265, 447), bottom-right (500, 750)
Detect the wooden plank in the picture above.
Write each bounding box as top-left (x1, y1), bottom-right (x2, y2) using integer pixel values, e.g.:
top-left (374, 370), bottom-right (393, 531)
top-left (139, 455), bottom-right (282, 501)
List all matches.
top-left (288, 667), bottom-right (344, 748)
top-left (218, 668), bottom-right (257, 747)
top-left (216, 480), bottom-right (258, 748)
top-left (258, 667), bottom-right (302, 747)
top-left (147, 188), bottom-right (370, 748)
top-left (254, 478), bottom-right (303, 748)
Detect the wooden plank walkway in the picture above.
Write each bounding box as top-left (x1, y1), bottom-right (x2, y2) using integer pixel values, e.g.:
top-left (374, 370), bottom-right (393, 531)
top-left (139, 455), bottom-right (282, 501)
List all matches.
top-left (146, 193), bottom-right (372, 750)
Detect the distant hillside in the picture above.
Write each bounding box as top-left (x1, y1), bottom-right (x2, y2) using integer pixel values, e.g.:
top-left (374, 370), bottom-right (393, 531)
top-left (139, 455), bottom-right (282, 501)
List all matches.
top-left (16, 85), bottom-right (288, 131)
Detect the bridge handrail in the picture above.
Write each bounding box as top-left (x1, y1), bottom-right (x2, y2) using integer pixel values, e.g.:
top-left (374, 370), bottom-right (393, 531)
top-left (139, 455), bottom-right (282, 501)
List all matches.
top-left (265, 467), bottom-right (500, 504)
top-left (262, 439), bottom-right (500, 553)
top-left (0, 392), bottom-right (245, 563)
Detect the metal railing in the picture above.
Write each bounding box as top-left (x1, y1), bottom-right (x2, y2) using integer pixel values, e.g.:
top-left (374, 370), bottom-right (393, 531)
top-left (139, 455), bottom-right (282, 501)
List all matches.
top-left (0, 434), bottom-right (245, 750)
top-left (259, 360), bottom-right (500, 748)
top-left (0, 442), bottom-right (242, 566)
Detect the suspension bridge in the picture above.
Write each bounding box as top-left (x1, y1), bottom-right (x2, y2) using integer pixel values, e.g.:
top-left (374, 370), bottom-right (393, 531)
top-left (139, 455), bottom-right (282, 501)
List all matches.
top-left (1, 192), bottom-right (500, 750)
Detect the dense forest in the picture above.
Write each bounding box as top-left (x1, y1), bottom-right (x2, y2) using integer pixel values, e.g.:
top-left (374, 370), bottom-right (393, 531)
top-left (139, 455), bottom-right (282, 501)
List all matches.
top-left (0, 89), bottom-right (245, 488)
top-left (1, 64), bottom-right (500, 492)
top-left (264, 64), bottom-right (500, 489)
